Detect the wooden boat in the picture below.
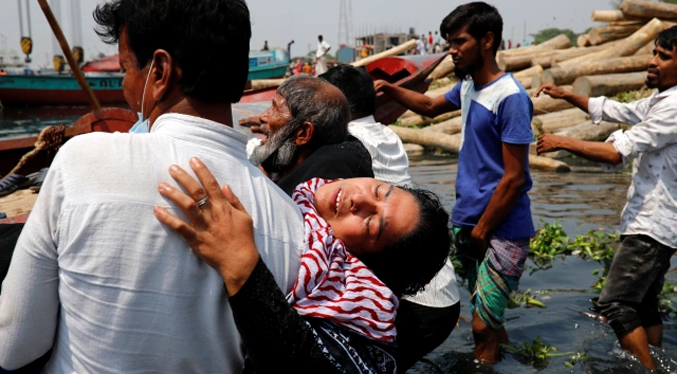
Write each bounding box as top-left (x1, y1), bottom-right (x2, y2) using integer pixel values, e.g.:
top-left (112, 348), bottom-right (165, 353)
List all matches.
top-left (248, 50), bottom-right (290, 81)
top-left (238, 53), bottom-right (447, 126)
top-left (0, 73), bottom-right (126, 106)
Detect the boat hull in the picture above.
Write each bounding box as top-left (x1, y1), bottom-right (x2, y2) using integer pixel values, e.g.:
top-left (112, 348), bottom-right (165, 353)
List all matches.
top-left (0, 75), bottom-right (126, 106)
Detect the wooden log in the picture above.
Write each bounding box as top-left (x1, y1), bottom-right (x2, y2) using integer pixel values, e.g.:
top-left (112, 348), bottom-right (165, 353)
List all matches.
top-left (422, 116), bottom-right (462, 134)
top-left (498, 34), bottom-right (571, 58)
top-left (425, 84), bottom-right (454, 99)
top-left (551, 40), bottom-right (624, 66)
top-left (512, 65), bottom-right (543, 89)
top-left (535, 108), bottom-right (591, 133)
top-left (403, 143), bottom-right (425, 156)
top-left (532, 85), bottom-right (574, 115)
top-left (389, 125), bottom-right (462, 153)
top-left (608, 20), bottom-right (645, 26)
top-left (577, 34), bottom-right (591, 47)
top-left (591, 9), bottom-right (647, 22)
top-left (541, 54), bottom-right (652, 86)
top-left (399, 110), bottom-right (461, 128)
top-left (250, 78), bottom-right (286, 91)
top-left (589, 25), bottom-right (641, 45)
top-left (572, 71), bottom-right (647, 97)
top-left (620, 0), bottom-right (677, 21)
top-left (557, 18), bottom-right (663, 68)
top-left (530, 120), bottom-right (622, 158)
top-left (429, 55), bottom-right (455, 80)
top-left (634, 41), bottom-right (654, 55)
top-left (528, 154), bottom-right (571, 172)
top-left (498, 50), bottom-right (556, 72)
top-left (352, 39), bottom-right (417, 67)
top-left (555, 120), bottom-right (622, 140)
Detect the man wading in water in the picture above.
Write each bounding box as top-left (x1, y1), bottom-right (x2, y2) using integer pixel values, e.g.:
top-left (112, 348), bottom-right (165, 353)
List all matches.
top-left (536, 26), bottom-right (677, 371)
top-left (374, 2), bottom-right (535, 363)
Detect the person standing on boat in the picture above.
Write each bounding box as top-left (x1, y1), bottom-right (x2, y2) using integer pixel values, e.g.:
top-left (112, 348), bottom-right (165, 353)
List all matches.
top-left (535, 26), bottom-right (677, 371)
top-left (261, 40), bottom-right (269, 51)
top-left (374, 2), bottom-right (535, 364)
top-left (0, 0), bottom-right (306, 372)
top-left (319, 64), bottom-right (462, 371)
top-left (314, 35), bottom-right (331, 76)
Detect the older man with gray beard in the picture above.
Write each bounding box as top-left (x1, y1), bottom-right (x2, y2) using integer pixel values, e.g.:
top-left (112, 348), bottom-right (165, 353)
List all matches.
top-left (243, 75), bottom-right (374, 195)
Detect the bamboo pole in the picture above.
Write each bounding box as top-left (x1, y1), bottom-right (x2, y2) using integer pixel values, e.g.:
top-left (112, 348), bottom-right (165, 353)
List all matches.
top-left (37, 0), bottom-right (101, 111)
top-left (352, 39), bottom-right (417, 67)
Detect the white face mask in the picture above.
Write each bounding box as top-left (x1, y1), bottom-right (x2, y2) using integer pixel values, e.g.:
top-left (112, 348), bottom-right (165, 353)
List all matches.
top-left (128, 59), bottom-right (155, 134)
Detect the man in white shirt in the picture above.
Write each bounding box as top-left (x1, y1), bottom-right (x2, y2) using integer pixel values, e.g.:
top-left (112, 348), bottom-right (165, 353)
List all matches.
top-left (319, 64), bottom-right (461, 372)
top-left (314, 35), bottom-right (331, 76)
top-left (535, 26), bottom-right (677, 371)
top-left (0, 1), bottom-right (304, 372)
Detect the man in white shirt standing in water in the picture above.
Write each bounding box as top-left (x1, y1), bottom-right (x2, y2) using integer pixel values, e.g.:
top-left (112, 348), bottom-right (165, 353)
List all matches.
top-left (536, 26), bottom-right (677, 371)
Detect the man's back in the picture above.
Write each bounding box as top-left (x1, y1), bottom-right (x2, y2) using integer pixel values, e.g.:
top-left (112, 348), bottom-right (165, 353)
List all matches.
top-left (0, 114), bottom-right (304, 373)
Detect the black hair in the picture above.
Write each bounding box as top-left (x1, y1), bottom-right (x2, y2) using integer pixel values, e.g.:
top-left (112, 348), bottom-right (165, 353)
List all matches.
top-left (440, 2), bottom-right (503, 55)
top-left (361, 188), bottom-right (451, 297)
top-left (319, 65), bottom-right (376, 117)
top-left (656, 25), bottom-right (677, 51)
top-left (93, 0), bottom-right (251, 103)
top-left (277, 75), bottom-right (349, 149)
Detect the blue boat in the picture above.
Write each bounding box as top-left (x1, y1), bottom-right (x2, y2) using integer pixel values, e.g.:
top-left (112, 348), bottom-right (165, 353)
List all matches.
top-left (247, 49), bottom-right (289, 81)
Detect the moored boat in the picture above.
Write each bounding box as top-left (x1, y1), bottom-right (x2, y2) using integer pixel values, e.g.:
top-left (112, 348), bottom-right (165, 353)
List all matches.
top-left (0, 73), bottom-right (126, 106)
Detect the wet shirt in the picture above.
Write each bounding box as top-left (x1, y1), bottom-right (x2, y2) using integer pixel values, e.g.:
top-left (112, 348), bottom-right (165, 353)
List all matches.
top-left (589, 87), bottom-right (677, 248)
top-left (288, 178), bottom-right (398, 343)
top-left (444, 74), bottom-right (535, 240)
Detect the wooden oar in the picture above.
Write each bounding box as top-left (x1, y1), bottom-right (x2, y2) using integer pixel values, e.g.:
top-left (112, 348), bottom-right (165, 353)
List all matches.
top-left (37, 0), bottom-right (101, 111)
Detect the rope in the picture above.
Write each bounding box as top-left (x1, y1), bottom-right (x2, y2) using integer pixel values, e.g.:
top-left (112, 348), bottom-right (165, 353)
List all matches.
top-left (8, 125), bottom-right (67, 176)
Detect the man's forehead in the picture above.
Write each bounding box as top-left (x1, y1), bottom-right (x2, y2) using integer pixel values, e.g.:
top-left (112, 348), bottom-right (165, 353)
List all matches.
top-left (446, 25), bottom-right (470, 40)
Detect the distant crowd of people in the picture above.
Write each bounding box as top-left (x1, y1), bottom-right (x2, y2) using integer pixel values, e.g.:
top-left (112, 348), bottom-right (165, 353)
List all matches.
top-left (0, 0), bottom-right (675, 373)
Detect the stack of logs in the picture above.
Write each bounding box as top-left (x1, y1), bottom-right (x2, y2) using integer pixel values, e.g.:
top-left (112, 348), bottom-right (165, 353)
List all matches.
top-left (391, 0), bottom-right (674, 172)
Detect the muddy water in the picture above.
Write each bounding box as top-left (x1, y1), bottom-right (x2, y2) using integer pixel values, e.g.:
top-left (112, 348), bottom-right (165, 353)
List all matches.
top-left (406, 155), bottom-right (677, 374)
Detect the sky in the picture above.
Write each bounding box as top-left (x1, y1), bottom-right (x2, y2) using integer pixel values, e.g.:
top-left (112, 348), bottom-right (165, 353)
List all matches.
top-left (0, 0), bottom-right (615, 67)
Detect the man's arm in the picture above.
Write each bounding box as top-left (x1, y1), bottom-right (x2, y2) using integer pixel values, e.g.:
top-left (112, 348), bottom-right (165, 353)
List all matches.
top-left (374, 80), bottom-right (458, 118)
top-left (0, 154), bottom-right (64, 369)
top-left (537, 134), bottom-right (622, 164)
top-left (470, 143), bottom-right (529, 256)
top-left (536, 83), bottom-right (589, 112)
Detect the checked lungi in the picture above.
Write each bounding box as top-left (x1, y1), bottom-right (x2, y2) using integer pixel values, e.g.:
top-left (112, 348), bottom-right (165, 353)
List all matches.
top-left (464, 234), bottom-right (530, 330)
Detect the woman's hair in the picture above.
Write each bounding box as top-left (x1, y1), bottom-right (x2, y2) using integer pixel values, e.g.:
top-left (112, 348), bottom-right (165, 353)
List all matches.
top-left (360, 188), bottom-right (450, 297)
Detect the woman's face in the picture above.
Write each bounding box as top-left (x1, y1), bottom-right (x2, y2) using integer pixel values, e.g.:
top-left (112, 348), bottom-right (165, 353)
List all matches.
top-left (314, 178), bottom-right (420, 256)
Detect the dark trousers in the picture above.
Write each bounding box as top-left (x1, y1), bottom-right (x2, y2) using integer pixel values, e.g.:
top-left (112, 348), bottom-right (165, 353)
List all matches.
top-left (597, 235), bottom-right (676, 337)
top-left (395, 300), bottom-right (460, 372)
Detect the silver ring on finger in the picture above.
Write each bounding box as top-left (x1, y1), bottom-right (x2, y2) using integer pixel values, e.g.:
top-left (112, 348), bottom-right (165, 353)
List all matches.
top-left (196, 196), bottom-right (210, 208)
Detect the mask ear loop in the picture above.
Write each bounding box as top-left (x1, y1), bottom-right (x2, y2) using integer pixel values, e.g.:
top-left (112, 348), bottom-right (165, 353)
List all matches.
top-left (140, 59), bottom-right (155, 122)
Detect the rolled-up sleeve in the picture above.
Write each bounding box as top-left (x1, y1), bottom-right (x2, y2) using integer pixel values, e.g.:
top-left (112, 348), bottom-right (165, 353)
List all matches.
top-left (611, 100), bottom-right (677, 160)
top-left (588, 96), bottom-right (649, 125)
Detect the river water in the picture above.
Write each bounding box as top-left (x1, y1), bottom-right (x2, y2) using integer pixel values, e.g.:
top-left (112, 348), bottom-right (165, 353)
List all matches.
top-left (407, 155), bottom-right (677, 374)
top-left (2, 106), bottom-right (676, 373)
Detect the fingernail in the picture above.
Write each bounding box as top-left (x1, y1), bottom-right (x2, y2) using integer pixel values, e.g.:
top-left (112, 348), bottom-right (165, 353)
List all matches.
top-left (159, 183), bottom-right (171, 191)
top-left (190, 157), bottom-right (200, 167)
top-left (153, 206), bottom-right (164, 216)
top-left (170, 165), bottom-right (179, 172)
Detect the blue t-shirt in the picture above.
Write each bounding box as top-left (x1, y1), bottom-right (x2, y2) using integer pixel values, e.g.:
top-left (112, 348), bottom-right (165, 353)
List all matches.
top-left (444, 74), bottom-right (535, 240)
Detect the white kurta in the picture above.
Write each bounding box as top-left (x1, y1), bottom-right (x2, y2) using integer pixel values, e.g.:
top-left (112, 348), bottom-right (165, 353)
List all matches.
top-left (0, 113), bottom-right (304, 372)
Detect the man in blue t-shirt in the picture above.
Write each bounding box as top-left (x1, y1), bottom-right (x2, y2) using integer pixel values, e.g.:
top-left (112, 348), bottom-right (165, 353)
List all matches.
top-left (374, 2), bottom-right (534, 364)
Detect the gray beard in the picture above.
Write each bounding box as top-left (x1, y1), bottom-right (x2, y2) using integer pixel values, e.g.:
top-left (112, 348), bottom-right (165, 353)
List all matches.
top-left (250, 130), bottom-right (298, 173)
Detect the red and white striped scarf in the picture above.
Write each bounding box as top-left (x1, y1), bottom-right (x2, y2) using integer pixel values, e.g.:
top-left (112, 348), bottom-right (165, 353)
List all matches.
top-left (287, 178), bottom-right (398, 342)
